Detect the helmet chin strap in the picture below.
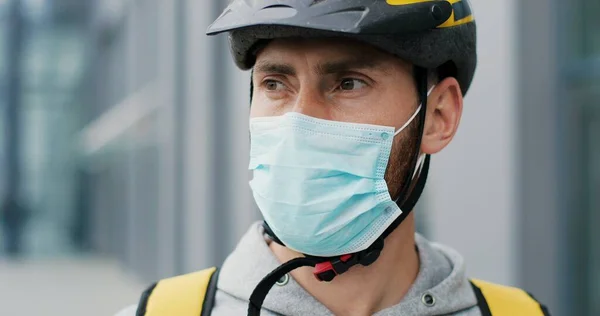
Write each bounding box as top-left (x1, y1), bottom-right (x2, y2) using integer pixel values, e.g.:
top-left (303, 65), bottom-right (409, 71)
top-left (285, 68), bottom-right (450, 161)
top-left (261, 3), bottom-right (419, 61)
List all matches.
top-left (249, 67), bottom-right (431, 316)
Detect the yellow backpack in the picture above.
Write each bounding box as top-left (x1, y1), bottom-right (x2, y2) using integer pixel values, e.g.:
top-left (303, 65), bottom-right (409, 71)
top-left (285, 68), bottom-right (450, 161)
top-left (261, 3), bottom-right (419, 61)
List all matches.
top-left (136, 267), bottom-right (550, 316)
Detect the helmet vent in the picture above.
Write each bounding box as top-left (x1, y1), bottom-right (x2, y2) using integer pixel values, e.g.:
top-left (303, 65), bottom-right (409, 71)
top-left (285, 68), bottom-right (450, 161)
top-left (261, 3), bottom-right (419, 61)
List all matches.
top-left (262, 4), bottom-right (293, 9)
top-left (257, 5), bottom-right (298, 19)
top-left (310, 0), bottom-right (327, 6)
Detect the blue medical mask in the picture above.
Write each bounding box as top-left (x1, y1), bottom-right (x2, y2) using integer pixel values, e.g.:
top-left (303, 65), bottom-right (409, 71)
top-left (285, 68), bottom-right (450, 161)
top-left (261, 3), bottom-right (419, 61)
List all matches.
top-left (248, 104), bottom-right (426, 257)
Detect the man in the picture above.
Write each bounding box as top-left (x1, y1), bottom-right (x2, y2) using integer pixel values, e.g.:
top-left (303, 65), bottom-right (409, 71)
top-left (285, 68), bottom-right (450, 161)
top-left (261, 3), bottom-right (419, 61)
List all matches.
top-left (118, 1), bottom-right (551, 315)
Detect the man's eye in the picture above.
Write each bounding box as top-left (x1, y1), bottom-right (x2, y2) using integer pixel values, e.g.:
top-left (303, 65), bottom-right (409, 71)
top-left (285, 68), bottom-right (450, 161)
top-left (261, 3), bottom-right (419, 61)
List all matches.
top-left (338, 78), bottom-right (367, 91)
top-left (264, 80), bottom-right (286, 91)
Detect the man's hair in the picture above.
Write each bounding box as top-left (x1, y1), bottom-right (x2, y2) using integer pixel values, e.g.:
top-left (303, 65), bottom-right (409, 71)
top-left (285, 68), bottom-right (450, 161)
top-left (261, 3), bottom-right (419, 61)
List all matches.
top-left (428, 69), bottom-right (439, 89)
top-left (429, 61), bottom-right (458, 89)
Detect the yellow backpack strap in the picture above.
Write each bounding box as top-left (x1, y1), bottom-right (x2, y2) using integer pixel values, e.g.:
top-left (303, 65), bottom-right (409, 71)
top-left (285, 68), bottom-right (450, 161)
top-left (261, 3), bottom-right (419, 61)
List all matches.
top-left (136, 267), bottom-right (219, 316)
top-left (470, 279), bottom-right (551, 316)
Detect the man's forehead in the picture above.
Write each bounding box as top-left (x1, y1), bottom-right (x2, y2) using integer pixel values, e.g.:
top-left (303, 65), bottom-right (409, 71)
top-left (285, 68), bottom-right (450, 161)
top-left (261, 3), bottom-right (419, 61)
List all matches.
top-left (254, 37), bottom-right (406, 73)
top-left (257, 37), bottom-right (384, 59)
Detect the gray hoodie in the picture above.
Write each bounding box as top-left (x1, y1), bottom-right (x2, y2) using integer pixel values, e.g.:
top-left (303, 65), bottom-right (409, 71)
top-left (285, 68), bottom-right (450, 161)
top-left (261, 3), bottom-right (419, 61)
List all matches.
top-left (116, 222), bottom-right (482, 316)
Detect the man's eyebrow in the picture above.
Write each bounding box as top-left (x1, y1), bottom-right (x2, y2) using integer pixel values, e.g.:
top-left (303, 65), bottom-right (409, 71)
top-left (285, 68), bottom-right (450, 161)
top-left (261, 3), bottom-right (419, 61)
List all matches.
top-left (316, 58), bottom-right (387, 75)
top-left (254, 61), bottom-right (296, 76)
top-left (253, 57), bottom-right (388, 76)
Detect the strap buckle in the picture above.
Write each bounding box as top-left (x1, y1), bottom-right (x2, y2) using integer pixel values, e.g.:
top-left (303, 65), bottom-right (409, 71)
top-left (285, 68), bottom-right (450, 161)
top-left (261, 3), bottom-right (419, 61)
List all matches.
top-left (313, 238), bottom-right (384, 282)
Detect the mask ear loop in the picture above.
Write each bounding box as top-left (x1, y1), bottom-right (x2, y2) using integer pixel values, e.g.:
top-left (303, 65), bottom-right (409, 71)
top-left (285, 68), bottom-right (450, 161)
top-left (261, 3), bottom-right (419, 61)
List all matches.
top-left (392, 86), bottom-right (435, 179)
top-left (412, 153), bottom-right (427, 178)
top-left (393, 86), bottom-right (435, 137)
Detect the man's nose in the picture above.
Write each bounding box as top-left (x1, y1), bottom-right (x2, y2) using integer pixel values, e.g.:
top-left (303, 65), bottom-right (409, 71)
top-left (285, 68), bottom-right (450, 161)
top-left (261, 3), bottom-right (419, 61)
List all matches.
top-left (290, 87), bottom-right (330, 120)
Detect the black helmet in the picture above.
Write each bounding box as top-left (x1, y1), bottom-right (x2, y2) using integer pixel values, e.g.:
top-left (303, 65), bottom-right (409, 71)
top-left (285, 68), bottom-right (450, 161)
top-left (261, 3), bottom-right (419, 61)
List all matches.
top-left (207, 0), bottom-right (477, 95)
top-left (206, 2), bottom-right (477, 315)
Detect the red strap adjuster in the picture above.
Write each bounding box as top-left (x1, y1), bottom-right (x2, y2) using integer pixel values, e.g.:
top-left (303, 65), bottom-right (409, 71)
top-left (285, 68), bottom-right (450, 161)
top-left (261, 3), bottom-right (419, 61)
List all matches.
top-left (313, 254), bottom-right (353, 282)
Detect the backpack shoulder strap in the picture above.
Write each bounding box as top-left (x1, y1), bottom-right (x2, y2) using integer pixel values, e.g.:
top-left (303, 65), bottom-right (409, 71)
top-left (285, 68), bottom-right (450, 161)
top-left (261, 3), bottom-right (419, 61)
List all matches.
top-left (470, 279), bottom-right (550, 316)
top-left (136, 267), bottom-right (220, 316)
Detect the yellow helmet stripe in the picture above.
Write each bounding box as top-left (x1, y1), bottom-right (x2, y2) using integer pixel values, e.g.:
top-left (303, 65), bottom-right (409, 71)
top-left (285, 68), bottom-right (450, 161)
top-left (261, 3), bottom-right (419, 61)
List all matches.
top-left (386, 0), bottom-right (474, 28)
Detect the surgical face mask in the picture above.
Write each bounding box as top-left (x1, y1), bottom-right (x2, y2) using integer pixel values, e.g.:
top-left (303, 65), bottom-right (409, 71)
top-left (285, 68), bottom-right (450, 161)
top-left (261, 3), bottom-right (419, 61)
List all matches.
top-left (248, 104), bottom-right (425, 257)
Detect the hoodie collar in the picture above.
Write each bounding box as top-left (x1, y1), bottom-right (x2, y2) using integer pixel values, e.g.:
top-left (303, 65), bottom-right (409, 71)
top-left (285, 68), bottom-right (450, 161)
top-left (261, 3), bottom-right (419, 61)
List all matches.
top-left (219, 222), bottom-right (477, 315)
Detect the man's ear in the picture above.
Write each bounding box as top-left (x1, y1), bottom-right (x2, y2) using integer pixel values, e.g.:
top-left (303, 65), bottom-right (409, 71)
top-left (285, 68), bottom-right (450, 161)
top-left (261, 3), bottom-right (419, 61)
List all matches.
top-left (420, 77), bottom-right (463, 155)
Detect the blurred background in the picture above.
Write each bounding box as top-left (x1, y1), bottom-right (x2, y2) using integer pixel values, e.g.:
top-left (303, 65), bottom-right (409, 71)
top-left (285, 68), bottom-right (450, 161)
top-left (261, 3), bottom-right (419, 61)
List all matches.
top-left (0, 0), bottom-right (597, 315)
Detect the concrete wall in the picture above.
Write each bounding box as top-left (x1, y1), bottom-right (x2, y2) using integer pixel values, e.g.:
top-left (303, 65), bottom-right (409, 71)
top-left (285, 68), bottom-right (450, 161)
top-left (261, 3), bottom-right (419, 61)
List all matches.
top-left (427, 0), bottom-right (518, 286)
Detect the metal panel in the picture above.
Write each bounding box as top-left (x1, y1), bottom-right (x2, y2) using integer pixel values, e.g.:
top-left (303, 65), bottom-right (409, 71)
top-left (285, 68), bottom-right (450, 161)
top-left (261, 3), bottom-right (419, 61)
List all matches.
top-left (156, 0), bottom-right (178, 279)
top-left (428, 0), bottom-right (518, 286)
top-left (517, 0), bottom-right (565, 314)
top-left (180, 0), bottom-right (220, 272)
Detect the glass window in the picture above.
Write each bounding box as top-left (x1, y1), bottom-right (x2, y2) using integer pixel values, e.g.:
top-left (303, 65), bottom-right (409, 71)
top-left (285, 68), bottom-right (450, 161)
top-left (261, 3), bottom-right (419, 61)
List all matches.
top-left (567, 0), bottom-right (600, 59)
top-left (0, 20), bottom-right (5, 79)
top-left (588, 107), bottom-right (600, 316)
top-left (581, 0), bottom-right (600, 57)
top-left (580, 0), bottom-right (600, 313)
top-left (564, 0), bottom-right (600, 314)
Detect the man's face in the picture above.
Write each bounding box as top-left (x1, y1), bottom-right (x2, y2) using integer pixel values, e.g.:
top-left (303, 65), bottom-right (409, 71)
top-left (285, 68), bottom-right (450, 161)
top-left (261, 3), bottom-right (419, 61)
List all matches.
top-left (251, 37), bottom-right (422, 200)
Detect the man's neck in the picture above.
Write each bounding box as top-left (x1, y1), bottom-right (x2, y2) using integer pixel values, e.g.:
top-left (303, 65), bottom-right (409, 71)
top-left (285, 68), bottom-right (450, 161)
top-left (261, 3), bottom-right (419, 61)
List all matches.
top-left (269, 214), bottom-right (420, 316)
